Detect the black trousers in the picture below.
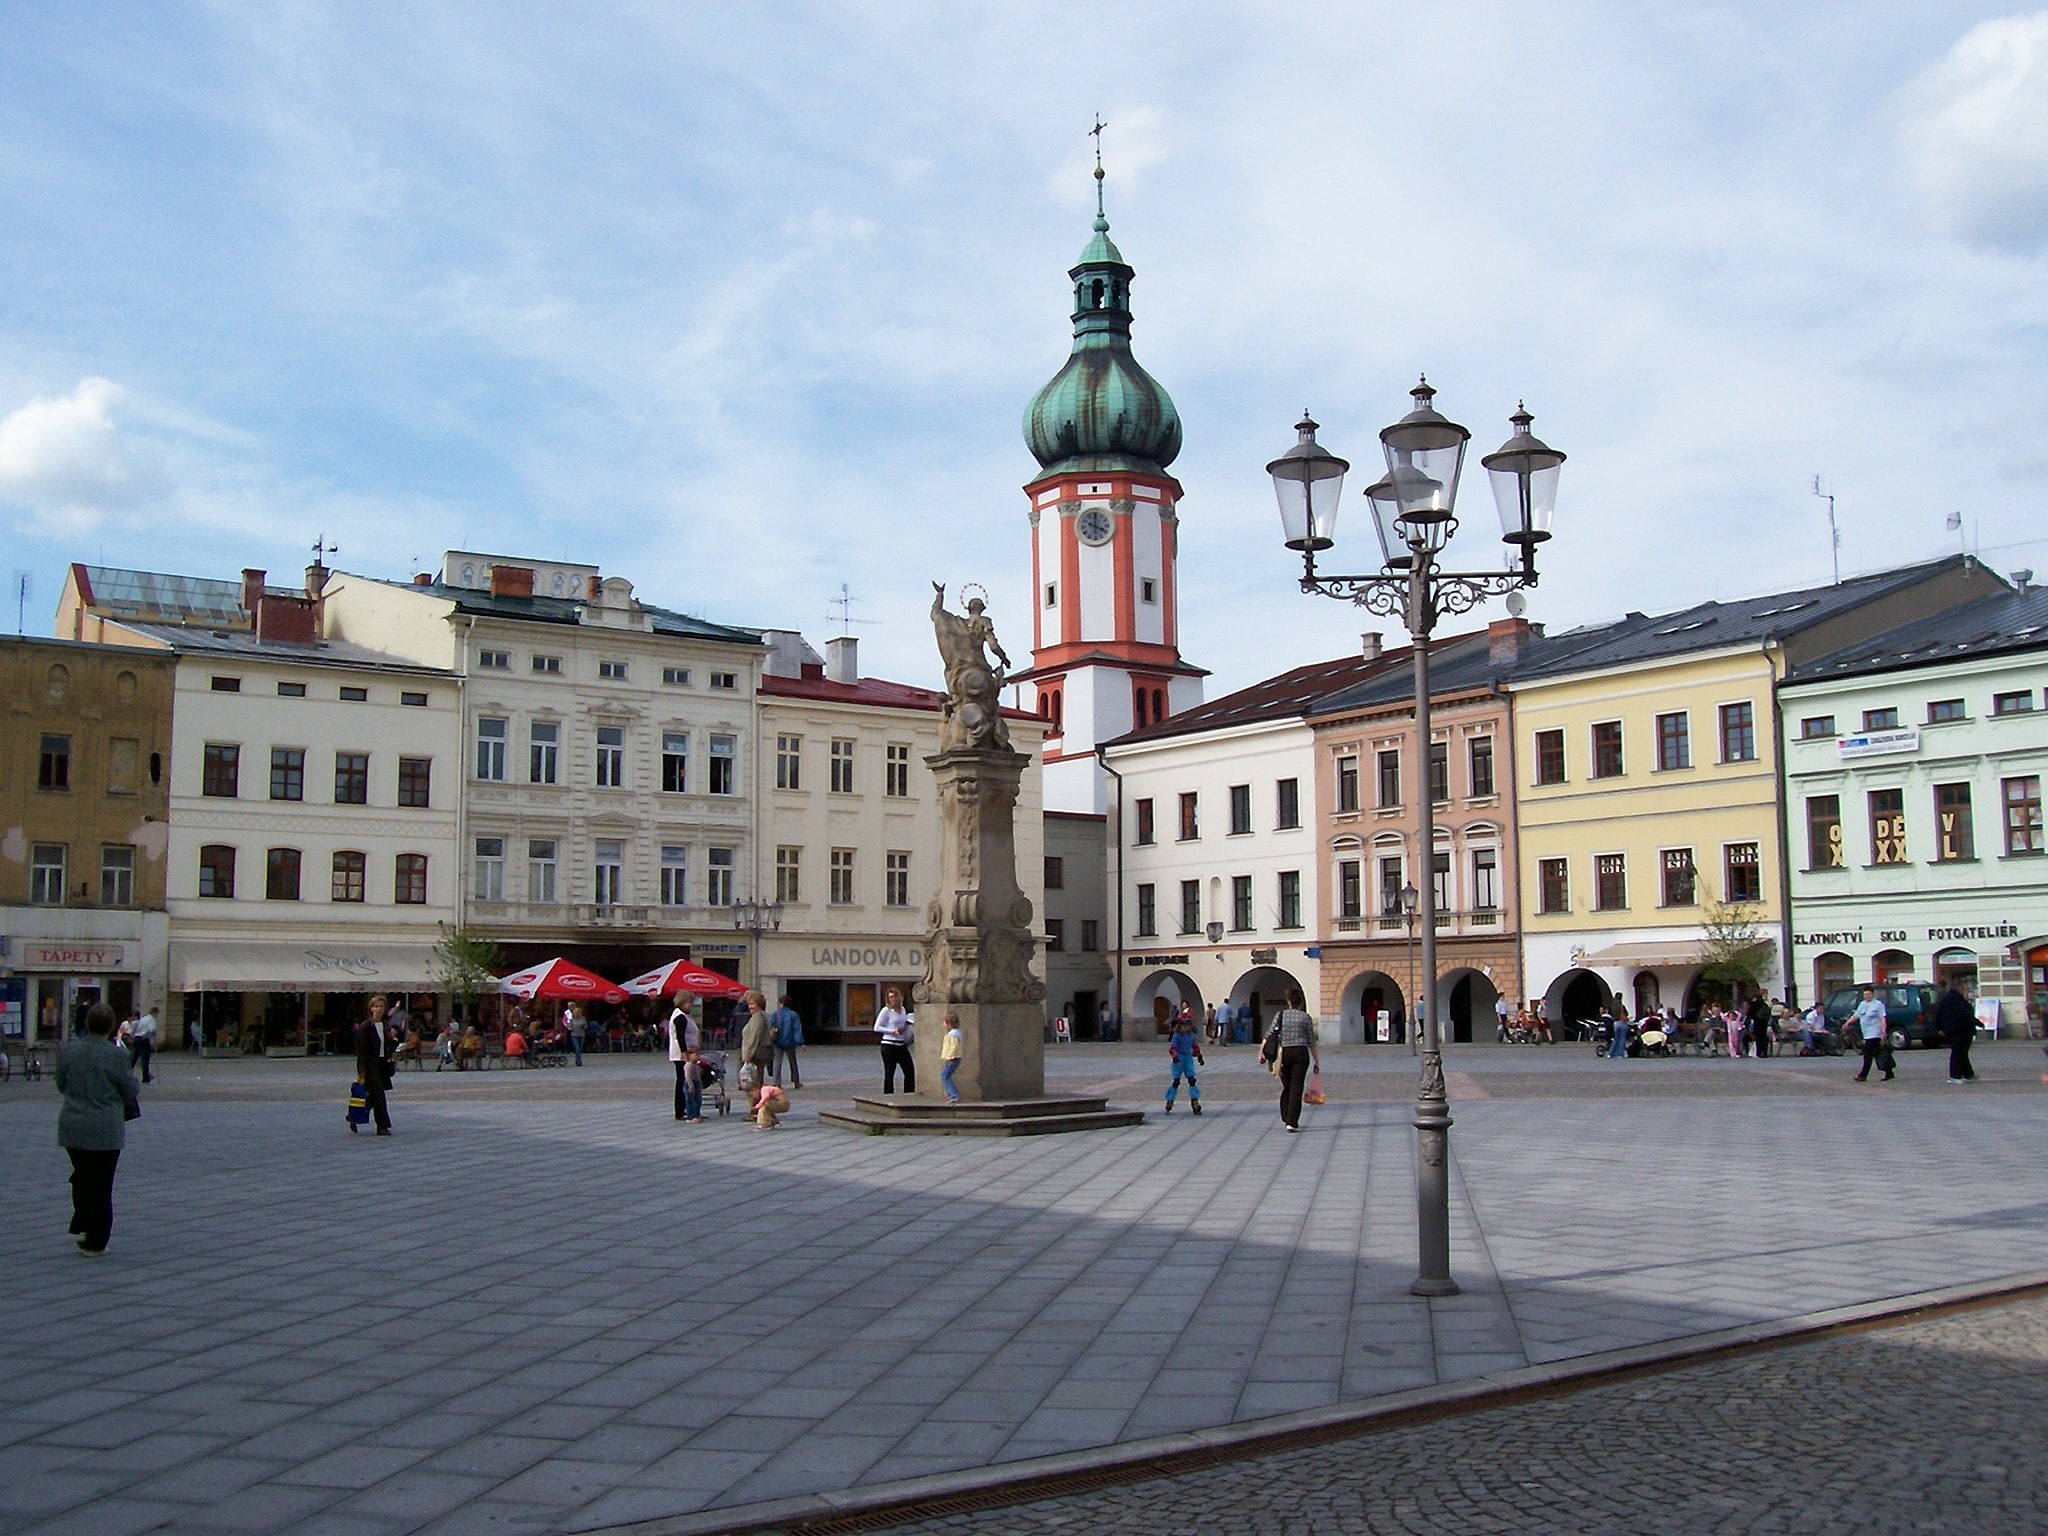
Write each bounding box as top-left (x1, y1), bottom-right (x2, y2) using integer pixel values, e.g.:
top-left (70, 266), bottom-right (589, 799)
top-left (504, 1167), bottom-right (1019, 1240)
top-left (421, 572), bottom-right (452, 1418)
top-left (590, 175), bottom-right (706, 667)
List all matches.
top-left (362, 1073), bottom-right (392, 1130)
top-left (129, 1039), bottom-right (155, 1081)
top-left (1277, 1045), bottom-right (1311, 1128)
top-left (880, 1041), bottom-right (915, 1093)
top-left (67, 1148), bottom-right (120, 1250)
top-left (1949, 1036), bottom-right (1976, 1080)
top-left (1857, 1036), bottom-right (1891, 1079)
top-left (775, 1045), bottom-right (802, 1087)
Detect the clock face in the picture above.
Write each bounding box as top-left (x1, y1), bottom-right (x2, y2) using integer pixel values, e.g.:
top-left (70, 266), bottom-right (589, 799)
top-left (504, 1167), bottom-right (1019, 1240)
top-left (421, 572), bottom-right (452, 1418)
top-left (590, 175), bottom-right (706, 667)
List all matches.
top-left (1075, 508), bottom-right (1113, 546)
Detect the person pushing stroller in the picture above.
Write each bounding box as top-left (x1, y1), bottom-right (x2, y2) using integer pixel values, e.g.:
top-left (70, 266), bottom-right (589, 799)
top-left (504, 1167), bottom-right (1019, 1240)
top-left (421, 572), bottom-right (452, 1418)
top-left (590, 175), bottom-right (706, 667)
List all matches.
top-left (1164, 1011), bottom-right (1204, 1115)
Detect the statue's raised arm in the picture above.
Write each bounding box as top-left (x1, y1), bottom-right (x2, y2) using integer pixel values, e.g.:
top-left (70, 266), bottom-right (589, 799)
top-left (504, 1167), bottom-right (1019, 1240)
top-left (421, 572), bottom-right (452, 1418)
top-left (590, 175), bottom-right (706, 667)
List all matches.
top-left (929, 582), bottom-right (1013, 753)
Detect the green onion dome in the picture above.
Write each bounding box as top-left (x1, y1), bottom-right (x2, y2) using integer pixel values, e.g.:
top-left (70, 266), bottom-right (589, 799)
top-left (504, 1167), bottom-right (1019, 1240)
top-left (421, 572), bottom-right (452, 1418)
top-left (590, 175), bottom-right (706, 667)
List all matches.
top-left (1023, 186), bottom-right (1182, 476)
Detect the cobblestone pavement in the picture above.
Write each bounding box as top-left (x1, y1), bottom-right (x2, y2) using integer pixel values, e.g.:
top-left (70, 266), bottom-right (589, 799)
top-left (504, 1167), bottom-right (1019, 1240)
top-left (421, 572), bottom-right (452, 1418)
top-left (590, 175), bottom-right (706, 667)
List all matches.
top-left (859, 1294), bottom-right (2048, 1536)
top-left (0, 1048), bottom-right (2041, 1536)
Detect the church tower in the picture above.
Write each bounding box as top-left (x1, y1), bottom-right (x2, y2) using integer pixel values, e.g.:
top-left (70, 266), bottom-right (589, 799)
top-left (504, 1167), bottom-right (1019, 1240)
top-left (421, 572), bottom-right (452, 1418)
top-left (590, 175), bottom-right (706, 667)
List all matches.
top-left (1017, 162), bottom-right (1205, 814)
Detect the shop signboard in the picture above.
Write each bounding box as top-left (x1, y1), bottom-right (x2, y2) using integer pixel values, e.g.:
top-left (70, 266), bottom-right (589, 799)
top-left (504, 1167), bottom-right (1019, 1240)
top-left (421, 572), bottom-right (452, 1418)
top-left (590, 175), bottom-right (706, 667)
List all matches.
top-left (21, 941), bottom-right (128, 970)
top-left (1837, 728), bottom-right (1919, 761)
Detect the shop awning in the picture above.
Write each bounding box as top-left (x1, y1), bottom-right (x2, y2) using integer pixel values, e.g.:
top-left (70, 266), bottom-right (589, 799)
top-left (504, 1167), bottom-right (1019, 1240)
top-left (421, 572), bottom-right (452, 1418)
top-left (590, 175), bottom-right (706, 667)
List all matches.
top-left (172, 941), bottom-right (448, 993)
top-left (1578, 941), bottom-right (1702, 971)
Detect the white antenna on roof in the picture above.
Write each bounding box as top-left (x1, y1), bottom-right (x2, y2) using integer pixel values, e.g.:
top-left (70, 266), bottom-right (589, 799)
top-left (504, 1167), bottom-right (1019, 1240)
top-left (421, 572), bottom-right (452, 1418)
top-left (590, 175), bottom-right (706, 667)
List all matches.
top-left (1811, 475), bottom-right (1839, 585)
top-left (825, 583), bottom-right (876, 638)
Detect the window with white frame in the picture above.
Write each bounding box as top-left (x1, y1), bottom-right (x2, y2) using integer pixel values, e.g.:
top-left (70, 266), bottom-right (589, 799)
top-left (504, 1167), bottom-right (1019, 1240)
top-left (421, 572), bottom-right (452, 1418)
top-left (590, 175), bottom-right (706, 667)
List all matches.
top-left (707, 846), bottom-right (734, 905)
top-left (776, 845), bottom-right (801, 903)
top-left (830, 848), bottom-right (855, 904)
top-left (830, 738), bottom-right (855, 794)
top-left (473, 837), bottom-right (505, 901)
top-left (661, 846), bottom-right (688, 906)
top-left (100, 845), bottom-right (135, 907)
top-left (593, 840), bottom-right (624, 905)
top-left (595, 725), bottom-right (625, 788)
top-left (529, 721), bottom-right (559, 784)
top-left (1277, 870), bottom-right (1302, 929)
top-left (1470, 847), bottom-right (1498, 911)
top-left (886, 743), bottom-right (910, 797)
top-left (662, 731), bottom-right (688, 793)
top-left (885, 850), bottom-right (910, 907)
top-left (709, 734), bottom-right (736, 795)
top-left (476, 717), bottom-right (507, 781)
top-left (30, 843), bottom-right (66, 904)
top-left (776, 734), bottom-right (802, 791)
top-left (528, 839), bottom-right (558, 903)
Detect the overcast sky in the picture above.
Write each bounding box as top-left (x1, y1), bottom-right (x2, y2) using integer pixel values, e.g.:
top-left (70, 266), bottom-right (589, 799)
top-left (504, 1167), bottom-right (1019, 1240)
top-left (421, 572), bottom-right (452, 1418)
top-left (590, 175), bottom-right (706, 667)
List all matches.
top-left (5, 3), bottom-right (2047, 695)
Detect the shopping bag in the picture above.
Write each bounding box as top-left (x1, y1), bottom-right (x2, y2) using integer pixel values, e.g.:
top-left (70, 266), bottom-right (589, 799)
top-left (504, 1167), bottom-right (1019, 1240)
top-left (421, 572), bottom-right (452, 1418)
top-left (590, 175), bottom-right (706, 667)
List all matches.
top-left (1303, 1071), bottom-right (1326, 1106)
top-left (346, 1080), bottom-right (371, 1127)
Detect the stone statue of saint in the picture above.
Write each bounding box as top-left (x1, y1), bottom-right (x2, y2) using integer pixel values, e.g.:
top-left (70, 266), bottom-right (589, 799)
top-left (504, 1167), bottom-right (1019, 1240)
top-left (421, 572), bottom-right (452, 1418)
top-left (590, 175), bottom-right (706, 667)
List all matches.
top-left (931, 582), bottom-right (1012, 752)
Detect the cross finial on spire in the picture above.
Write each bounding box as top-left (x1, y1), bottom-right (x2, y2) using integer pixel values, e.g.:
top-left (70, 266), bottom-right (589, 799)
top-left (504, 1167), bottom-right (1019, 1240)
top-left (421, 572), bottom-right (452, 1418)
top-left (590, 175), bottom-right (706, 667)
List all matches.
top-left (1090, 115), bottom-right (1107, 220)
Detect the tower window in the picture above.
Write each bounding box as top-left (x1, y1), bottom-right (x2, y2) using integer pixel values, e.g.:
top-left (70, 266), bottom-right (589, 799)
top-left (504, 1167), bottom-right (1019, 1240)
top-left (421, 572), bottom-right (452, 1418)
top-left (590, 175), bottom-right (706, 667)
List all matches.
top-left (1140, 578), bottom-right (1157, 603)
top-left (1044, 582), bottom-right (1057, 608)
top-left (1152, 688), bottom-right (1165, 721)
top-left (1090, 278), bottom-right (1104, 309)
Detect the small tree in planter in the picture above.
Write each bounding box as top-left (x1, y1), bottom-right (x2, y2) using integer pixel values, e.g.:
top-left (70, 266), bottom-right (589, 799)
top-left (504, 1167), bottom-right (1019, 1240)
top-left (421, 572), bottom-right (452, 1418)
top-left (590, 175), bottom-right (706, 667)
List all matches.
top-left (1697, 899), bottom-right (1776, 1009)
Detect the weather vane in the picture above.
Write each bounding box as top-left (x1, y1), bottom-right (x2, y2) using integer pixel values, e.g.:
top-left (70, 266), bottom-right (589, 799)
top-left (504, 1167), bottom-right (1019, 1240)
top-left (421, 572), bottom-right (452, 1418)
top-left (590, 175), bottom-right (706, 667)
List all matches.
top-left (312, 533), bottom-right (339, 563)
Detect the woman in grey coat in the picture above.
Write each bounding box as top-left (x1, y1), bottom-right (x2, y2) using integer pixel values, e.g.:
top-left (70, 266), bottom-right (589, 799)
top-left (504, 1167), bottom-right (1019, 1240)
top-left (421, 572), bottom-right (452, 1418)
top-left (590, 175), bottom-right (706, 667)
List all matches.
top-left (56, 1002), bottom-right (141, 1255)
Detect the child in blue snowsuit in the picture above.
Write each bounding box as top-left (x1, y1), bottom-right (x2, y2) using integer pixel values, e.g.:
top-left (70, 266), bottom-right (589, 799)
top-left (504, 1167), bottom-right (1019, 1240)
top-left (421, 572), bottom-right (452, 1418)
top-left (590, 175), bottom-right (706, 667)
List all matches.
top-left (1164, 1016), bottom-right (1203, 1114)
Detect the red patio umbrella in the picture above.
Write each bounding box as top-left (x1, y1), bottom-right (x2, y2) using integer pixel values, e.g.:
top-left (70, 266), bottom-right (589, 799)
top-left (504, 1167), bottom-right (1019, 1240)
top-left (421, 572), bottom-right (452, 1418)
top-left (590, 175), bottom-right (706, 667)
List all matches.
top-left (620, 958), bottom-right (748, 1000)
top-left (497, 957), bottom-right (629, 1004)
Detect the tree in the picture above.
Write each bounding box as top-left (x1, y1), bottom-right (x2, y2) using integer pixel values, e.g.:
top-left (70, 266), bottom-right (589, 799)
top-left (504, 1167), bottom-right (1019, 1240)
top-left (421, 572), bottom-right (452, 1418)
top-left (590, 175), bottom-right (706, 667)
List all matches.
top-left (431, 924), bottom-right (503, 1024)
top-left (1697, 899), bottom-right (1777, 1005)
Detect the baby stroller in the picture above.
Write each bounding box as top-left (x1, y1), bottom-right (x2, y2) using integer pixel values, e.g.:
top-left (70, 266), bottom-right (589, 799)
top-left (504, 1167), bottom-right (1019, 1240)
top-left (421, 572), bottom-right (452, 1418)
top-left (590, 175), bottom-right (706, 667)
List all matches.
top-left (694, 1049), bottom-right (733, 1117)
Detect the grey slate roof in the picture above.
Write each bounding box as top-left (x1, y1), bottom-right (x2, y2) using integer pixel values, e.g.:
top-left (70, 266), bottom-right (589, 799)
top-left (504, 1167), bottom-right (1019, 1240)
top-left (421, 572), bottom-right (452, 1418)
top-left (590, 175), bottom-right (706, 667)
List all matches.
top-left (1787, 582), bottom-right (2048, 684)
top-left (112, 621), bottom-right (453, 676)
top-left (389, 578), bottom-right (764, 647)
top-left (1101, 646), bottom-right (1418, 749)
top-left (1506, 557), bottom-right (1981, 682)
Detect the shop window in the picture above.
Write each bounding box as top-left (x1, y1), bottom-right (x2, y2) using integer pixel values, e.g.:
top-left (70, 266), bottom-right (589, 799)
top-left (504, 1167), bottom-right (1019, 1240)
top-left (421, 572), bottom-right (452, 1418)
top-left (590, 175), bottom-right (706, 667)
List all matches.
top-left (1935, 782), bottom-right (1975, 861)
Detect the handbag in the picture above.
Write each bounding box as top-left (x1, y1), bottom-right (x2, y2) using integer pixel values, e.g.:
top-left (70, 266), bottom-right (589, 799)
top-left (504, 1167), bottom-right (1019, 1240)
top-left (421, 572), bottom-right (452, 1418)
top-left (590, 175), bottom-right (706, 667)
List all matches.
top-left (1259, 1025), bottom-right (1282, 1066)
top-left (1303, 1071), bottom-right (1325, 1107)
top-left (346, 1080), bottom-right (371, 1127)
top-left (123, 1096), bottom-right (142, 1122)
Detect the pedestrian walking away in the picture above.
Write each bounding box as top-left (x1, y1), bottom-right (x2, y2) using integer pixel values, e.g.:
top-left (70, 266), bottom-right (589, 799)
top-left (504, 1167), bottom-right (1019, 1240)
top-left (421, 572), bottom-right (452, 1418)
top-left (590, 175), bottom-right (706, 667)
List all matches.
top-left (669, 999), bottom-right (701, 1120)
top-left (1272, 986), bottom-right (1320, 1132)
top-left (354, 996), bottom-right (395, 1134)
top-left (1164, 1010), bottom-right (1203, 1114)
top-left (56, 1002), bottom-right (141, 1256)
top-left (940, 1011), bottom-right (964, 1103)
top-left (739, 992), bottom-right (775, 1088)
top-left (875, 987), bottom-right (916, 1093)
top-left (128, 1001), bottom-right (159, 1082)
top-left (1852, 985), bottom-right (1894, 1082)
top-left (1936, 977), bottom-right (1978, 1083)
top-left (770, 995), bottom-right (804, 1088)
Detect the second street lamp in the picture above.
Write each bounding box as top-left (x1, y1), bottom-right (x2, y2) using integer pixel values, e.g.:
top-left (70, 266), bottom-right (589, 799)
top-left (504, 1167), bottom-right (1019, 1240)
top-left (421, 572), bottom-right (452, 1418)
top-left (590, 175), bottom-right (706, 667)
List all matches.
top-left (1268, 379), bottom-right (1563, 1298)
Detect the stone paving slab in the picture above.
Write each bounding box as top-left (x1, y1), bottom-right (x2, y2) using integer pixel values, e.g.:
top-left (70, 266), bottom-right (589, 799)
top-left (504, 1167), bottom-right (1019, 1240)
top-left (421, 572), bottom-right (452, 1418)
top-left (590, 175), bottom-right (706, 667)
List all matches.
top-left (0, 1047), bottom-right (2042, 1536)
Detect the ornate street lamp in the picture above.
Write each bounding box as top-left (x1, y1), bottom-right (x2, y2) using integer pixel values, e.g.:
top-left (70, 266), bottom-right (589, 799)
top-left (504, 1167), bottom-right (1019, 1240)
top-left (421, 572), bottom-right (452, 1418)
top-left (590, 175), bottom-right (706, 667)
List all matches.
top-left (732, 898), bottom-right (784, 991)
top-left (1268, 380), bottom-right (1564, 1297)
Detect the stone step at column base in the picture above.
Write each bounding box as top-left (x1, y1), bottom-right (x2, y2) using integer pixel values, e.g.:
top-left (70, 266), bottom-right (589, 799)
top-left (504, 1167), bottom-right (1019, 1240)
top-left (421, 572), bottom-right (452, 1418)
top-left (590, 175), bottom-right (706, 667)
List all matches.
top-left (819, 1094), bottom-right (1145, 1137)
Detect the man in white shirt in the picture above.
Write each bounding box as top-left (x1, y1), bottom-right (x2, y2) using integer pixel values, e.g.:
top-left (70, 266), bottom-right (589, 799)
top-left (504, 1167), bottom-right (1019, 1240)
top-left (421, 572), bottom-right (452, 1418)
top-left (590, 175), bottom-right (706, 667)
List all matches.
top-left (874, 988), bottom-right (916, 1093)
top-left (129, 1004), bottom-right (159, 1083)
top-left (1852, 986), bottom-right (1893, 1082)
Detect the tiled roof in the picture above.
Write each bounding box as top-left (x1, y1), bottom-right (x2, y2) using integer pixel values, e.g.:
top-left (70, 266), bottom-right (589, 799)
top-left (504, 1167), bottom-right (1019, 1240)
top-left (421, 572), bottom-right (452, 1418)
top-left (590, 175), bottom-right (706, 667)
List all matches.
top-left (1787, 581), bottom-right (2048, 683)
top-left (1102, 647), bottom-right (1417, 748)
top-left (758, 671), bottom-right (1040, 721)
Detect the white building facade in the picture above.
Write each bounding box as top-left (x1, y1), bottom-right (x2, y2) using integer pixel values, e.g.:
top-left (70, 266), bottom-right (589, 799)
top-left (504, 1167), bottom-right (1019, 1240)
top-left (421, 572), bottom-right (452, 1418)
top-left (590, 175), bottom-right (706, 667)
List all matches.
top-left (754, 635), bottom-right (1048, 1039)
top-left (1782, 586), bottom-right (2048, 1034)
top-left (322, 552), bottom-right (768, 986)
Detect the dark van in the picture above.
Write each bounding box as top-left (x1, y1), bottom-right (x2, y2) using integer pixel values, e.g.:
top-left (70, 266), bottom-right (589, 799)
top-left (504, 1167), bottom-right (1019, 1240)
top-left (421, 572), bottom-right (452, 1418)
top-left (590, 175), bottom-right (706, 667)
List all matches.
top-left (1822, 983), bottom-right (1941, 1051)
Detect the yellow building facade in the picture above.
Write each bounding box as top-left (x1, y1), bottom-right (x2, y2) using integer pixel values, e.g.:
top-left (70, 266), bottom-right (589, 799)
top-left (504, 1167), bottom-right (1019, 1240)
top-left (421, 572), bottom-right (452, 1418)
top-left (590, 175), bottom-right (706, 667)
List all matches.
top-left (1514, 646), bottom-right (1781, 1025)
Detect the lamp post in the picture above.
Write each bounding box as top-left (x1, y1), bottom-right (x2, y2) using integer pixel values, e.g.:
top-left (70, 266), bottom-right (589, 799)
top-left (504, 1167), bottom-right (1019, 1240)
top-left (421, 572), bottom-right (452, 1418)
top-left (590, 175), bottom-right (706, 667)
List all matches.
top-left (732, 898), bottom-right (784, 992)
top-left (1400, 881), bottom-right (1420, 1058)
top-left (1268, 380), bottom-right (1563, 1297)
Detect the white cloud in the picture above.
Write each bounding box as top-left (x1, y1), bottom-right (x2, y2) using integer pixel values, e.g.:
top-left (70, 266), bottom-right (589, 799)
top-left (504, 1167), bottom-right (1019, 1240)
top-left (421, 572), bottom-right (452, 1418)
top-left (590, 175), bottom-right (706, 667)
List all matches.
top-left (0, 377), bottom-right (170, 531)
top-left (1902, 12), bottom-right (2048, 252)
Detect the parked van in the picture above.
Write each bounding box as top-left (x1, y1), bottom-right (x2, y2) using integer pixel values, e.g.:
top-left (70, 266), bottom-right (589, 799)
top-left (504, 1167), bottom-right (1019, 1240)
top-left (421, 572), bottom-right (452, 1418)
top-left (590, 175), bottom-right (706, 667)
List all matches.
top-left (1821, 983), bottom-right (1940, 1051)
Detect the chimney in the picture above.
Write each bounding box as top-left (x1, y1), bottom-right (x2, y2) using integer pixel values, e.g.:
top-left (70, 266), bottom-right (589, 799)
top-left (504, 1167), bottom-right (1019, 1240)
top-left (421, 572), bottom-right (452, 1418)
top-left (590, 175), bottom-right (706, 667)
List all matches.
top-left (826, 636), bottom-right (859, 684)
top-left (2013, 568), bottom-right (2034, 592)
top-left (304, 561), bottom-right (329, 599)
top-left (240, 568), bottom-right (265, 622)
top-left (1360, 631), bottom-right (1382, 660)
top-left (1488, 616), bottom-right (1538, 665)
top-left (489, 565), bottom-right (534, 597)
top-left (255, 593), bottom-right (317, 644)
top-left (412, 572), bottom-right (433, 586)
